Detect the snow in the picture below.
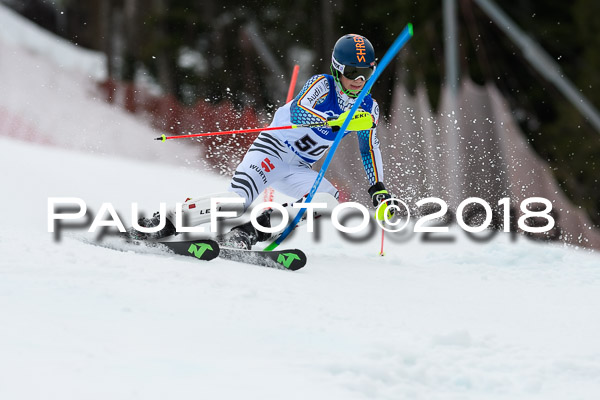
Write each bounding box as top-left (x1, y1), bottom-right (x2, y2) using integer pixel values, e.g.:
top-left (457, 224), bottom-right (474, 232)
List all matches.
top-left (2, 136), bottom-right (600, 400)
top-left (1, 4), bottom-right (600, 399)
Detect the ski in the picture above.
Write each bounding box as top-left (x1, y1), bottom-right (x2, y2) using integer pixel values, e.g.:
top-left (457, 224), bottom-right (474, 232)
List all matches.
top-left (82, 236), bottom-right (305, 270)
top-left (158, 239), bottom-right (221, 261)
top-left (155, 239), bottom-right (306, 270)
top-left (218, 247), bottom-right (307, 271)
top-left (82, 237), bottom-right (220, 261)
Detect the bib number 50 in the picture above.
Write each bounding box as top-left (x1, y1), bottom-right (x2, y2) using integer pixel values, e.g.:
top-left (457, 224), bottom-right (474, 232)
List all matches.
top-left (295, 135), bottom-right (329, 157)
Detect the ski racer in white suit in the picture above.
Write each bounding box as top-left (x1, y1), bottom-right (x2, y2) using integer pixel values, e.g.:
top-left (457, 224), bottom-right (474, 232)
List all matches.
top-left (131, 34), bottom-right (398, 248)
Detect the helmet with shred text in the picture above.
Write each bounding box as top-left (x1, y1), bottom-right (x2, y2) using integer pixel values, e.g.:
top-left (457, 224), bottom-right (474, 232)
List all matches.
top-left (331, 34), bottom-right (376, 95)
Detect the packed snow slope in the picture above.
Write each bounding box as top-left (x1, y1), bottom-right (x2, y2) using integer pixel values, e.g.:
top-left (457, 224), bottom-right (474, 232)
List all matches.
top-left (2, 137), bottom-right (600, 400)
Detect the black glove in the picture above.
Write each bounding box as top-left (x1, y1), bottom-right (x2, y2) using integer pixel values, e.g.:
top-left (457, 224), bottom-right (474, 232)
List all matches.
top-left (368, 182), bottom-right (399, 221)
top-left (326, 115), bottom-right (341, 132)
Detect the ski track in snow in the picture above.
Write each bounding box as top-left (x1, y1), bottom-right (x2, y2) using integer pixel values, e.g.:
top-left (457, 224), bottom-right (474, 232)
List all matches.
top-left (2, 137), bottom-right (600, 400)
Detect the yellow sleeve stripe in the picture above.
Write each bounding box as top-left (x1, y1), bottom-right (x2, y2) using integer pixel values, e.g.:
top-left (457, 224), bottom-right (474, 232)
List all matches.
top-left (297, 76), bottom-right (328, 121)
top-left (368, 129), bottom-right (379, 182)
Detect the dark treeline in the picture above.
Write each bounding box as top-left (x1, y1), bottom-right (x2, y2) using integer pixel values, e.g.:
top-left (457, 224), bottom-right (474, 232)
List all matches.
top-left (6, 0), bottom-right (600, 225)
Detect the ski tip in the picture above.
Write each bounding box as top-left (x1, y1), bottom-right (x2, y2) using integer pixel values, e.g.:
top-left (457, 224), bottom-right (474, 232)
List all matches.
top-left (217, 247), bottom-right (307, 271)
top-left (278, 249), bottom-right (307, 271)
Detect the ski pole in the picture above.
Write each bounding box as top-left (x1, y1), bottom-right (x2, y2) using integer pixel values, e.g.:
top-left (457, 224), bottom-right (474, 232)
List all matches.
top-left (154, 110), bottom-right (375, 142)
top-left (155, 122), bottom-right (326, 142)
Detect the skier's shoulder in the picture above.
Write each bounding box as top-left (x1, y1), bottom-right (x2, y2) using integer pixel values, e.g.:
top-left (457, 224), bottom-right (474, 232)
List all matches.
top-left (302, 73), bottom-right (332, 89)
top-left (295, 74), bottom-right (333, 104)
top-left (369, 97), bottom-right (380, 123)
top-left (359, 93), bottom-right (376, 113)
top-left (371, 97), bottom-right (379, 110)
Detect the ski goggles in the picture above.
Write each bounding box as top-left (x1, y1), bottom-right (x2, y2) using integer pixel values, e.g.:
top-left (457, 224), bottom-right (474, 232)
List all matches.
top-left (332, 56), bottom-right (377, 81)
top-left (340, 65), bottom-right (376, 81)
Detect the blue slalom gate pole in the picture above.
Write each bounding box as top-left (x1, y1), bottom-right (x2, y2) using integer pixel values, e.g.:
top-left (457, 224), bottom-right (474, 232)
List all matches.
top-left (264, 23), bottom-right (414, 251)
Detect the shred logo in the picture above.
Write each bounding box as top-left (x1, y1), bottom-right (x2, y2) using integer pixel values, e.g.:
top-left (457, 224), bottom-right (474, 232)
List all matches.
top-left (353, 35), bottom-right (367, 63)
top-left (277, 252), bottom-right (301, 268)
top-left (188, 242), bottom-right (213, 259)
top-left (261, 157), bottom-right (276, 172)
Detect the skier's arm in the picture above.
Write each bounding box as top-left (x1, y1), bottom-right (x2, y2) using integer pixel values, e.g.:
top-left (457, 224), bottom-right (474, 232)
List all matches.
top-left (356, 100), bottom-right (384, 185)
top-left (357, 101), bottom-right (399, 220)
top-left (290, 75), bottom-right (331, 124)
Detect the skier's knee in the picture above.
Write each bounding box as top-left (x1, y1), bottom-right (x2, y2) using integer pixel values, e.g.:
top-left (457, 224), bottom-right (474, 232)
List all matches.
top-left (165, 191), bottom-right (246, 228)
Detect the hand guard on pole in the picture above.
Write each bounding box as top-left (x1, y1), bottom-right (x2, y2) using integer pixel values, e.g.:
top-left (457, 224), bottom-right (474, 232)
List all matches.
top-left (368, 182), bottom-right (400, 221)
top-left (327, 110), bottom-right (376, 132)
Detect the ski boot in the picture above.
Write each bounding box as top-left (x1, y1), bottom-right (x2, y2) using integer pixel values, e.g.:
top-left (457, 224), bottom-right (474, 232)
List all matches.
top-left (125, 212), bottom-right (176, 241)
top-left (219, 209), bottom-right (272, 250)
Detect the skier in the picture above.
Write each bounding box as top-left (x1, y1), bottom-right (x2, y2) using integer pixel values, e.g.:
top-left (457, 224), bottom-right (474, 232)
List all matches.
top-left (131, 34), bottom-right (398, 248)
